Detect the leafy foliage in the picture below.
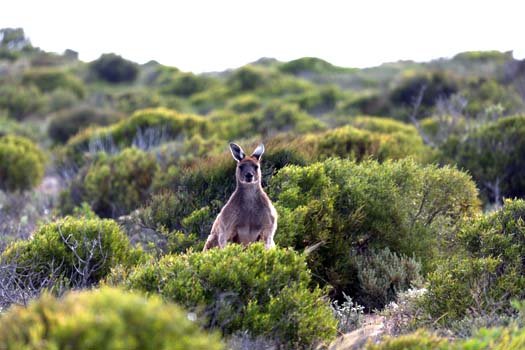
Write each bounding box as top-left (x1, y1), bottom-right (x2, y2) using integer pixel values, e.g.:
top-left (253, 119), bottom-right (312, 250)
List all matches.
top-left (269, 158), bottom-right (480, 300)
top-left (62, 107), bottom-right (208, 165)
top-left (22, 67), bottom-right (85, 97)
top-left (1, 216), bottom-right (134, 288)
top-left (423, 199), bottom-right (525, 323)
top-left (61, 148), bottom-right (159, 218)
top-left (445, 115), bottom-right (525, 203)
top-left (48, 107), bottom-right (122, 144)
top-left (89, 53), bottom-right (139, 83)
top-left (0, 135), bottom-right (46, 192)
top-left (0, 84), bottom-right (44, 120)
top-left (355, 248), bottom-right (422, 310)
top-left (0, 288), bottom-right (223, 350)
top-left (123, 243), bottom-right (336, 348)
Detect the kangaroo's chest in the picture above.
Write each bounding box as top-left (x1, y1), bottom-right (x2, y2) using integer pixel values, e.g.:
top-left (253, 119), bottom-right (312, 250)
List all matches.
top-left (227, 193), bottom-right (272, 243)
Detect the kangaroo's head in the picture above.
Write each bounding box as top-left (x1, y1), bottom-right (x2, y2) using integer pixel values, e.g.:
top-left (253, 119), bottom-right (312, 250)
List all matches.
top-left (229, 143), bottom-right (265, 185)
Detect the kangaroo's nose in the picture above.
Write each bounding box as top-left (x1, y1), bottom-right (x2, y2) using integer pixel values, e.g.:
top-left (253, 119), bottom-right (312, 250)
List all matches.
top-left (245, 173), bottom-right (254, 182)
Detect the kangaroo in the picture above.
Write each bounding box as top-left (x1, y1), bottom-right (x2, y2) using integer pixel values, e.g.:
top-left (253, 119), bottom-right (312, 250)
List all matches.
top-left (203, 143), bottom-right (277, 250)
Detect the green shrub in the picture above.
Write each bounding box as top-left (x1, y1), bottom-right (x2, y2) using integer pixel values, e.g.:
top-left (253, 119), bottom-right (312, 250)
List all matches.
top-left (63, 108), bottom-right (208, 165)
top-left (208, 109), bottom-right (256, 140)
top-left (160, 72), bottom-right (210, 97)
top-left (454, 325), bottom-right (525, 350)
top-left (190, 86), bottom-right (229, 114)
top-left (22, 67), bottom-right (85, 97)
top-left (226, 94), bottom-right (262, 113)
top-left (279, 57), bottom-right (349, 75)
top-left (423, 256), bottom-right (500, 322)
top-left (1, 217), bottom-right (133, 288)
top-left (355, 248), bottom-right (422, 310)
top-left (453, 50), bottom-right (512, 63)
top-left (463, 79), bottom-right (523, 116)
top-left (349, 116), bottom-right (421, 136)
top-left (114, 90), bottom-right (163, 113)
top-left (444, 115), bottom-right (525, 203)
top-left (212, 102), bottom-right (324, 139)
top-left (291, 85), bottom-right (340, 114)
top-left (48, 107), bottom-right (123, 144)
top-left (0, 115), bottom-right (44, 141)
top-left (227, 65), bottom-right (268, 91)
top-left (254, 101), bottom-right (325, 135)
top-left (67, 148), bottom-right (159, 218)
top-left (300, 124), bottom-right (430, 162)
top-left (0, 288), bottom-right (223, 350)
top-left (90, 53), bottom-right (139, 83)
top-left (365, 330), bottom-right (449, 350)
top-left (48, 88), bottom-right (80, 111)
top-left (389, 72), bottom-right (459, 115)
top-left (424, 199), bottom-right (525, 323)
top-left (269, 158), bottom-right (479, 301)
top-left (0, 135), bottom-right (46, 191)
top-left (366, 325), bottom-right (525, 350)
top-left (123, 243), bottom-right (336, 348)
top-left (0, 84), bottom-right (44, 120)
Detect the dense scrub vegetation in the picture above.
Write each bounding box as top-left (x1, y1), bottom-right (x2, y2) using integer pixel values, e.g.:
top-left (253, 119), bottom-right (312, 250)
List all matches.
top-left (0, 288), bottom-right (223, 349)
top-left (2, 27), bottom-right (525, 348)
top-left (122, 243), bottom-right (336, 347)
top-left (0, 135), bottom-right (46, 191)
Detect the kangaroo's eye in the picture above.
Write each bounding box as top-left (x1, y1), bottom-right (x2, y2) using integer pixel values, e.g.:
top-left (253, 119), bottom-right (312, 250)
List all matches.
top-left (254, 165), bottom-right (259, 170)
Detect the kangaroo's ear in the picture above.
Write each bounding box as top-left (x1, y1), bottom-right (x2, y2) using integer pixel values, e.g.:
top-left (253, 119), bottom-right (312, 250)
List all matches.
top-left (251, 143), bottom-right (265, 160)
top-left (229, 143), bottom-right (245, 162)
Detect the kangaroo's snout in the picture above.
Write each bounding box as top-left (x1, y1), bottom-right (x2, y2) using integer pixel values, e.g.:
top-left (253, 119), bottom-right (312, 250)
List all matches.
top-left (245, 173), bottom-right (254, 182)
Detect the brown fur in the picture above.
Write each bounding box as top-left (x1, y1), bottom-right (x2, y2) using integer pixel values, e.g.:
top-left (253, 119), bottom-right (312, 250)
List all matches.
top-left (203, 144), bottom-right (277, 250)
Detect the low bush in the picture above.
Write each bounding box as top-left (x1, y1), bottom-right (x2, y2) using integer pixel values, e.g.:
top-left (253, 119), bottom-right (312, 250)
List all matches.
top-left (22, 67), bottom-right (85, 97)
top-left (354, 248), bottom-right (422, 310)
top-left (226, 94), bottom-right (262, 113)
top-left (299, 124), bottom-right (429, 162)
top-left (211, 102), bottom-right (325, 140)
top-left (279, 57), bottom-right (348, 75)
top-left (269, 158), bottom-right (479, 300)
top-left (62, 108), bottom-right (208, 165)
top-left (423, 256), bottom-right (500, 323)
top-left (114, 90), bottom-right (163, 113)
top-left (123, 243), bottom-right (336, 348)
top-left (1, 216), bottom-right (133, 289)
top-left (365, 330), bottom-right (449, 350)
top-left (47, 88), bottom-right (80, 111)
top-left (227, 65), bottom-right (268, 91)
top-left (389, 71), bottom-right (459, 115)
top-left (423, 199), bottom-right (525, 323)
top-left (160, 72), bottom-right (211, 97)
top-left (0, 135), bottom-right (46, 192)
top-left (257, 101), bottom-right (325, 135)
top-left (0, 288), bottom-right (223, 350)
top-left (190, 86), bottom-right (229, 114)
top-left (90, 53), bottom-right (139, 83)
top-left (48, 107), bottom-right (123, 144)
top-left (0, 84), bottom-right (44, 120)
top-left (61, 148), bottom-right (159, 218)
top-left (349, 116), bottom-right (421, 136)
top-left (366, 324), bottom-right (525, 350)
top-left (444, 115), bottom-right (525, 204)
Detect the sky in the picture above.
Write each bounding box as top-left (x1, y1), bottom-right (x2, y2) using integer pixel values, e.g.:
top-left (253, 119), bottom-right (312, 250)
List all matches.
top-left (1, 0), bottom-right (524, 73)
